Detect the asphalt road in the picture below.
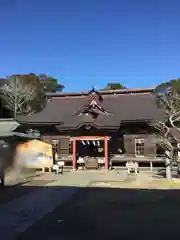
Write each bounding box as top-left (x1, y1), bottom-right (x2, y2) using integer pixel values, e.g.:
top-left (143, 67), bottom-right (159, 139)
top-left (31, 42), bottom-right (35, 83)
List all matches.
top-left (16, 182), bottom-right (180, 240)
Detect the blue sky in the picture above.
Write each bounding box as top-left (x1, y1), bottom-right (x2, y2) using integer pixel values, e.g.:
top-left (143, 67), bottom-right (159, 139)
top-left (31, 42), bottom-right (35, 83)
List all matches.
top-left (0, 0), bottom-right (180, 92)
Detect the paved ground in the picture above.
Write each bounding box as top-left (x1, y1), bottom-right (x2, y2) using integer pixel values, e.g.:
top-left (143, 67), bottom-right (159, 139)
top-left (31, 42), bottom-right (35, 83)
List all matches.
top-left (0, 169), bottom-right (71, 204)
top-left (0, 170), bottom-right (95, 239)
top-left (15, 170), bottom-right (180, 240)
top-left (1, 169), bottom-right (180, 240)
top-left (17, 179), bottom-right (180, 240)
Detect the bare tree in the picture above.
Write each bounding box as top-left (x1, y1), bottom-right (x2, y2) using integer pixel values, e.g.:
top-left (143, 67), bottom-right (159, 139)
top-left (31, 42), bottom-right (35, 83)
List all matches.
top-left (150, 80), bottom-right (180, 179)
top-left (0, 74), bottom-right (45, 117)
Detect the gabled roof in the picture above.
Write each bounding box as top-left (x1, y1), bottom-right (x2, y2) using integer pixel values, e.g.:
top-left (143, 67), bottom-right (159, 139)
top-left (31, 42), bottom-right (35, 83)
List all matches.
top-left (17, 88), bottom-right (163, 129)
top-left (0, 119), bottom-right (20, 132)
top-left (0, 119), bottom-right (37, 138)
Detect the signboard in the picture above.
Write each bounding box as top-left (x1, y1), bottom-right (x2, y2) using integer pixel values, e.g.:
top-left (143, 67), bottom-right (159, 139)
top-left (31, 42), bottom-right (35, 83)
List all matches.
top-left (15, 139), bottom-right (53, 169)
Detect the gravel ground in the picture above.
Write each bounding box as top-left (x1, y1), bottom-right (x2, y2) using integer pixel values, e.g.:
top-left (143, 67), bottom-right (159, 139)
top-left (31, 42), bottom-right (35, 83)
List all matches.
top-left (16, 182), bottom-right (180, 240)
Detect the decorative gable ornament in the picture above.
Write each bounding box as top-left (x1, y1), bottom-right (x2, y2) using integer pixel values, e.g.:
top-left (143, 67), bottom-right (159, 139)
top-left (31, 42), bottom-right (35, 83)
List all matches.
top-left (90, 99), bottom-right (97, 106)
top-left (84, 124), bottom-right (92, 130)
top-left (75, 89), bottom-right (108, 117)
top-left (88, 87), bottom-right (103, 104)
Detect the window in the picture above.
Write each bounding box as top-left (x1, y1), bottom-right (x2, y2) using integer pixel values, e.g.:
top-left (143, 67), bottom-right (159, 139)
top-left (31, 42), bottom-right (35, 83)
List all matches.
top-left (135, 139), bottom-right (144, 156)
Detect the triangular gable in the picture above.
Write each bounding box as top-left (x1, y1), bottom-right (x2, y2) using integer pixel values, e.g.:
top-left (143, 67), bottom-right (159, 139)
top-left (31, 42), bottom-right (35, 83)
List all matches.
top-left (74, 88), bottom-right (109, 117)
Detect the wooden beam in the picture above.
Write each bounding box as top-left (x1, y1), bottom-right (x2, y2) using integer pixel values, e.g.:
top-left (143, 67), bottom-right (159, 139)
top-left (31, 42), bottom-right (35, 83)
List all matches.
top-left (72, 139), bottom-right (76, 170)
top-left (104, 136), bottom-right (108, 169)
top-left (70, 136), bottom-right (110, 141)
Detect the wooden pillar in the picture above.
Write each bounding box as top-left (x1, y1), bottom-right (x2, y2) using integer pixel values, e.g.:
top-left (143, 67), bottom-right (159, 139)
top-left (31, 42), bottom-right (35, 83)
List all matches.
top-left (104, 137), bottom-right (108, 170)
top-left (72, 139), bottom-right (76, 170)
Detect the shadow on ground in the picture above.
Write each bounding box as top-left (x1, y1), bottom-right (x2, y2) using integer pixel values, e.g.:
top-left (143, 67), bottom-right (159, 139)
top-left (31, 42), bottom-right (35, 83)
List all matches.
top-left (1, 181), bottom-right (180, 240)
top-left (153, 167), bottom-right (180, 179)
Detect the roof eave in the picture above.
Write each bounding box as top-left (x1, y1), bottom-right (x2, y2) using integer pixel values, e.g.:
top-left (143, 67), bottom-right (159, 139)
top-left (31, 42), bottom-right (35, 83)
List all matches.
top-left (18, 121), bottom-right (64, 125)
top-left (56, 122), bottom-right (121, 131)
top-left (122, 119), bottom-right (153, 123)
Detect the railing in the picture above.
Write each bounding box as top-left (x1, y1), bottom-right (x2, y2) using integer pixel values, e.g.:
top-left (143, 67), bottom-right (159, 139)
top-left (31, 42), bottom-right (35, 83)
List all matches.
top-left (110, 155), bottom-right (165, 162)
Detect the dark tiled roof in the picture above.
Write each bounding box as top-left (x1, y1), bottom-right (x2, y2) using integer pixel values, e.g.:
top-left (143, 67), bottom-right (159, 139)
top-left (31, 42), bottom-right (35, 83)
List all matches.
top-left (57, 113), bottom-right (121, 129)
top-left (17, 90), bottom-right (163, 127)
top-left (17, 97), bottom-right (86, 124)
top-left (103, 93), bottom-right (161, 121)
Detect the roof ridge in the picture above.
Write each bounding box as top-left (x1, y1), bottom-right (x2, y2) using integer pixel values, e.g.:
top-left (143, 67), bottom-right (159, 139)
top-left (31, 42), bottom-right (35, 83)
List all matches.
top-left (47, 87), bottom-right (154, 98)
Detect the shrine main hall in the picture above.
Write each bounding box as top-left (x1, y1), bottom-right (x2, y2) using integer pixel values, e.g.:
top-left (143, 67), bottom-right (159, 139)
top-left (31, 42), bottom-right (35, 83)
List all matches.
top-left (17, 87), bottom-right (165, 170)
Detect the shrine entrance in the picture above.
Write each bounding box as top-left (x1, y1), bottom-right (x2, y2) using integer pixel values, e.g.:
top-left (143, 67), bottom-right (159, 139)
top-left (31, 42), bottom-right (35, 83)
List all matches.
top-left (71, 136), bottom-right (110, 170)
